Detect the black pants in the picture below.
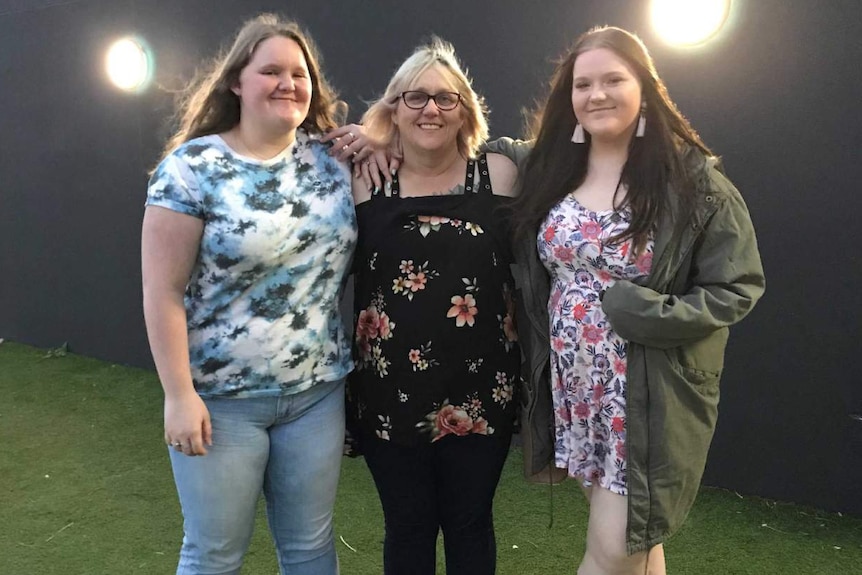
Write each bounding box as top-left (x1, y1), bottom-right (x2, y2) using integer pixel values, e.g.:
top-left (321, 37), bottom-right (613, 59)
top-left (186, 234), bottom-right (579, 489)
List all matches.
top-left (362, 432), bottom-right (512, 575)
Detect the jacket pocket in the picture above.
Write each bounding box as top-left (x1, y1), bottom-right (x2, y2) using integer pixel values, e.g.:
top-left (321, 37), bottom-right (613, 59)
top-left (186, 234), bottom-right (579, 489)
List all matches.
top-left (664, 327), bottom-right (728, 388)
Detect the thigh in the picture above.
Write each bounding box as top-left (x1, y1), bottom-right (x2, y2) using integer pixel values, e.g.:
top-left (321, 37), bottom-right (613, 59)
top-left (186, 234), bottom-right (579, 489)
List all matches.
top-left (363, 435), bottom-right (439, 575)
top-left (363, 435), bottom-right (438, 529)
top-left (435, 433), bottom-right (511, 528)
top-left (580, 486), bottom-right (648, 575)
top-left (647, 544), bottom-right (666, 575)
top-left (435, 434), bottom-right (510, 575)
top-left (170, 397), bottom-right (273, 575)
top-left (263, 379), bottom-right (345, 572)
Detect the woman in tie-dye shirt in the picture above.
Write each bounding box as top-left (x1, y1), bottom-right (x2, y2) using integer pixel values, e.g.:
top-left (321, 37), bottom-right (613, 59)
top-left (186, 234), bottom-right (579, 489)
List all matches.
top-left (142, 14), bottom-right (356, 575)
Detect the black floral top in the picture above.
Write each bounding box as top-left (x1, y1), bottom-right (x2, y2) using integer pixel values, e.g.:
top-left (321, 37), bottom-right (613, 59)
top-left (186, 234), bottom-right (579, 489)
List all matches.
top-left (347, 155), bottom-right (520, 448)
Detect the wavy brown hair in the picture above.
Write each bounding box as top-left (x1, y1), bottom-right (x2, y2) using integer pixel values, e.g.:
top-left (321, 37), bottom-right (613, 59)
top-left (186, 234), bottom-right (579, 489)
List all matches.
top-left (157, 13), bottom-right (339, 162)
top-left (514, 26), bottom-right (713, 253)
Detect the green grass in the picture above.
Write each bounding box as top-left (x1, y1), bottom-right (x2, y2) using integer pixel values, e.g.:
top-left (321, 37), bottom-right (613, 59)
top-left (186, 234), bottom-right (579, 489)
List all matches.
top-left (1, 341), bottom-right (859, 574)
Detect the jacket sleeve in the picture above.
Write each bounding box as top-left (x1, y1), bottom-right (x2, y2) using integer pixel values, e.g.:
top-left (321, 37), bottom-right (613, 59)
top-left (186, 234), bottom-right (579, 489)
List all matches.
top-left (482, 137), bottom-right (534, 170)
top-left (602, 172), bottom-right (765, 349)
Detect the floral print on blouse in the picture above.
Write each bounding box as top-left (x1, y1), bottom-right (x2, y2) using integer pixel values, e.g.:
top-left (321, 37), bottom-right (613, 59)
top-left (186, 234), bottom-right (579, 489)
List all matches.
top-left (537, 195), bottom-right (653, 494)
top-left (146, 130), bottom-right (356, 398)
top-left (348, 156), bottom-right (520, 447)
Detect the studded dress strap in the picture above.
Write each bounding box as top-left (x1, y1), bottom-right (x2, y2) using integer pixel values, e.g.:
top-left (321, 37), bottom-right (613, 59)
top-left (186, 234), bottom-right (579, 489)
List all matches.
top-left (389, 169), bottom-right (401, 197)
top-left (475, 153), bottom-right (493, 195)
top-left (463, 158), bottom-right (476, 194)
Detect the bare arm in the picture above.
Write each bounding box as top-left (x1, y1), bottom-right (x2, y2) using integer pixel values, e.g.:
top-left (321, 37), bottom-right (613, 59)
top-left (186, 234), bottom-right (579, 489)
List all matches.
top-left (482, 137), bottom-right (534, 170)
top-left (141, 206), bottom-right (212, 456)
top-left (486, 152), bottom-right (519, 197)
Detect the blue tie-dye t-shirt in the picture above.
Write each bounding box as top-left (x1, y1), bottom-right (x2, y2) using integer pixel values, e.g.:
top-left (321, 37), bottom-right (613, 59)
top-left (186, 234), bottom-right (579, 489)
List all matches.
top-left (146, 129), bottom-right (357, 398)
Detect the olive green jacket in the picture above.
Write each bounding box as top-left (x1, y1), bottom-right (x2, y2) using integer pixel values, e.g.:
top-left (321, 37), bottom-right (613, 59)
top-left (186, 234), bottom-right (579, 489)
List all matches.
top-left (487, 138), bottom-right (765, 554)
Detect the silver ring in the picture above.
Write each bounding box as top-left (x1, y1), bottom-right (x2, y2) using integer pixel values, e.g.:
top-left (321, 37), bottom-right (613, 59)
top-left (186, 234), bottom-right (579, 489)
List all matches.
top-left (348, 131), bottom-right (355, 140)
top-left (341, 144), bottom-right (349, 151)
top-left (173, 442), bottom-right (183, 448)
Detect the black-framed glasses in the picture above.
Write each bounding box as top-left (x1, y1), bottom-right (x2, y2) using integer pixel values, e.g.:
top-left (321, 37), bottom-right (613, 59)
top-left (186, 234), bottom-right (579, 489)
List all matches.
top-left (400, 91), bottom-right (462, 111)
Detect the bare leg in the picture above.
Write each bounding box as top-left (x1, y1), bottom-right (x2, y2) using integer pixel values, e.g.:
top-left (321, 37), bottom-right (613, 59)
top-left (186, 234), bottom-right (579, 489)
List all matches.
top-left (576, 486), bottom-right (656, 575)
top-left (646, 544), bottom-right (666, 575)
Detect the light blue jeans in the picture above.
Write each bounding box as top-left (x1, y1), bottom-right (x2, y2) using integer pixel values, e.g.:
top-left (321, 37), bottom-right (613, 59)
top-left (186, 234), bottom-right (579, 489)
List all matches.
top-left (168, 378), bottom-right (345, 575)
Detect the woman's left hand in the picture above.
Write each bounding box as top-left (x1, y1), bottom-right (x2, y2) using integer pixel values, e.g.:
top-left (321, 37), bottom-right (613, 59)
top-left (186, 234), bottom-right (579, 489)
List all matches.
top-left (323, 123), bottom-right (373, 162)
top-left (323, 124), bottom-right (399, 192)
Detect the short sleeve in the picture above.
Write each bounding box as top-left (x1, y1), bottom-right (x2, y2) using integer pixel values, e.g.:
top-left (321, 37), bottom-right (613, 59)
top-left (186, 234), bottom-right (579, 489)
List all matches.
top-left (146, 152), bottom-right (204, 219)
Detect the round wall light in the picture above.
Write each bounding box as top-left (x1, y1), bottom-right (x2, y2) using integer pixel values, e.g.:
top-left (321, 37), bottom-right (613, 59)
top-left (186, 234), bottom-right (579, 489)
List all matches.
top-left (105, 37), bottom-right (151, 92)
top-left (650, 0), bottom-right (732, 46)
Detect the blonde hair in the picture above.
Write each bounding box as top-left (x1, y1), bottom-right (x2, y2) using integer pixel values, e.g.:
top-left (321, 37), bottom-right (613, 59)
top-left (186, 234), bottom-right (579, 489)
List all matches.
top-left (158, 13), bottom-right (339, 162)
top-left (360, 36), bottom-right (489, 159)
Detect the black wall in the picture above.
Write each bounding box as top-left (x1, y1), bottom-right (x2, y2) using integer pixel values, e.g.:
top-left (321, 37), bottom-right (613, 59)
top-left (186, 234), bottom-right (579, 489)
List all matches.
top-left (1, 0), bottom-right (860, 514)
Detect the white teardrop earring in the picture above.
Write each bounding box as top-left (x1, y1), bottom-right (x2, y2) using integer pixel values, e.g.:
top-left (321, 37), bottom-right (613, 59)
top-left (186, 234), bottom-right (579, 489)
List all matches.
top-left (571, 123), bottom-right (585, 144)
top-left (635, 106), bottom-right (646, 138)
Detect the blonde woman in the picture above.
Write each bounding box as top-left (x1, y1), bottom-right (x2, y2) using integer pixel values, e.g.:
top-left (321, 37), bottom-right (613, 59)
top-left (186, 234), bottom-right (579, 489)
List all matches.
top-left (344, 38), bottom-right (519, 575)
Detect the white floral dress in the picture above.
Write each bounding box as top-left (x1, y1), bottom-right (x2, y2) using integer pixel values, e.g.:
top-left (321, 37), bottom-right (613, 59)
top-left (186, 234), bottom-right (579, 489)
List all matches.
top-left (537, 195), bottom-right (653, 494)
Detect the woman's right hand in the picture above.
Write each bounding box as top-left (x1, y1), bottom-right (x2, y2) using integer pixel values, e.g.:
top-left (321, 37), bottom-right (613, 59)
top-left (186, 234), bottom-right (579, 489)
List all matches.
top-left (164, 392), bottom-right (212, 456)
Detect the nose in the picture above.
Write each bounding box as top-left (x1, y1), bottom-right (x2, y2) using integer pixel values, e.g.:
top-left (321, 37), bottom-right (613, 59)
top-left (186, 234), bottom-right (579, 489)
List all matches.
top-left (588, 88), bottom-right (607, 102)
top-left (279, 74), bottom-right (295, 91)
top-left (420, 98), bottom-right (441, 115)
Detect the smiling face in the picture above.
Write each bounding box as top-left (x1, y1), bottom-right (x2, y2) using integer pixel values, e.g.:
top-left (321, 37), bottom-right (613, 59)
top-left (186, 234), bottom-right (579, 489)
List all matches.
top-left (571, 47), bottom-right (643, 146)
top-left (233, 36), bottom-right (312, 136)
top-left (392, 65), bottom-right (464, 155)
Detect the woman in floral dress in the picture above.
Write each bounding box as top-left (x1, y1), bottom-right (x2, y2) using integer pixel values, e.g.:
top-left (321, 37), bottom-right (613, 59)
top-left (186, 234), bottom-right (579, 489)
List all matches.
top-left (492, 26), bottom-right (764, 575)
top-left (345, 38), bottom-right (519, 575)
top-left (540, 200), bottom-right (653, 495)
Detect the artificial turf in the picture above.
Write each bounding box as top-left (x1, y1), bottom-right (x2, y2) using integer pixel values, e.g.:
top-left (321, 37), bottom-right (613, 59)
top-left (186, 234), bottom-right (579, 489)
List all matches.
top-left (1, 341), bottom-right (859, 574)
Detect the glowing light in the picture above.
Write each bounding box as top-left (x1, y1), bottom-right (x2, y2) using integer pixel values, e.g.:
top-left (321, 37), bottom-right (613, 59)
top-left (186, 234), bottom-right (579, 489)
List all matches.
top-left (650, 0), bottom-right (731, 46)
top-left (105, 37), bottom-right (151, 92)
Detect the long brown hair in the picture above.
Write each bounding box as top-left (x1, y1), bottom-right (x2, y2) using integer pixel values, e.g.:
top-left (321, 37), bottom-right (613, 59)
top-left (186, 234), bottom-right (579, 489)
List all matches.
top-left (157, 13), bottom-right (339, 163)
top-left (514, 26), bottom-right (712, 253)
